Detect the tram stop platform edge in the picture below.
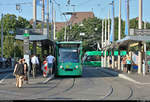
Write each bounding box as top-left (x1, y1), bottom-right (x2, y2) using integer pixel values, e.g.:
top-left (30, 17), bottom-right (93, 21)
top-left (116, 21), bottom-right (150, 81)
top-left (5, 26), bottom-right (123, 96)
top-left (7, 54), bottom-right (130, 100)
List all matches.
top-left (98, 67), bottom-right (150, 85)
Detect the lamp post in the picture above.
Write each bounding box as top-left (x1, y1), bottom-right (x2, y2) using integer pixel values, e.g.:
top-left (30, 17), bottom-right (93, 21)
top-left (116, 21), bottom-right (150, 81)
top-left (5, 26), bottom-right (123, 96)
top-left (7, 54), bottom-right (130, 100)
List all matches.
top-left (118, 0), bottom-right (121, 70)
top-left (138, 0), bottom-right (143, 74)
top-left (79, 23), bottom-right (85, 41)
top-left (1, 14), bottom-right (3, 59)
top-left (109, 0), bottom-right (115, 69)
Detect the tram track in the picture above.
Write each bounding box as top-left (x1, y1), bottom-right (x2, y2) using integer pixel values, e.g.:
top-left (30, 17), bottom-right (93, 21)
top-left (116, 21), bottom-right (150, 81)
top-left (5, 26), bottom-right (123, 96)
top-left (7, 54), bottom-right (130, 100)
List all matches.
top-left (126, 86), bottom-right (133, 100)
top-left (0, 66), bottom-right (135, 100)
top-left (95, 68), bottom-right (134, 100)
top-left (100, 85), bottom-right (113, 100)
top-left (25, 77), bottom-right (76, 100)
top-left (83, 67), bottom-right (134, 100)
top-left (56, 67), bottom-right (116, 100)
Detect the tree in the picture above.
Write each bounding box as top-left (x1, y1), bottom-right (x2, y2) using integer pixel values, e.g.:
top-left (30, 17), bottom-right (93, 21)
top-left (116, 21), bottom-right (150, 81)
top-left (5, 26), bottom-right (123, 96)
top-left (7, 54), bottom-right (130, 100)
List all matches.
top-left (17, 16), bottom-right (32, 29)
top-left (0, 14), bottom-right (32, 58)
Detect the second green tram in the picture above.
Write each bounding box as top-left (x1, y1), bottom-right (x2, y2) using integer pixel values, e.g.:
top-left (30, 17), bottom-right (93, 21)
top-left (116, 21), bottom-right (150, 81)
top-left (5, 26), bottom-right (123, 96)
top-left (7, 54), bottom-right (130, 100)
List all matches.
top-left (55, 41), bottom-right (82, 76)
top-left (82, 51), bottom-right (101, 67)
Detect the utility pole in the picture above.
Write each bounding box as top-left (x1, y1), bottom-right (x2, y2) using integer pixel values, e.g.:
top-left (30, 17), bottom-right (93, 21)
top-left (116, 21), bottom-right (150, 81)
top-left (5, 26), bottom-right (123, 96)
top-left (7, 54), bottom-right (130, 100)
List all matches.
top-left (101, 20), bottom-right (104, 67)
top-left (139, 0), bottom-right (142, 29)
top-left (1, 14), bottom-right (3, 59)
top-left (41, 0), bottom-right (45, 34)
top-left (24, 29), bottom-right (30, 82)
top-left (118, 0), bottom-right (121, 40)
top-left (33, 0), bottom-right (37, 29)
top-left (118, 0), bottom-right (121, 70)
top-left (138, 0), bottom-right (143, 74)
top-left (105, 18), bottom-right (107, 47)
top-left (33, 0), bottom-right (37, 55)
top-left (127, 0), bottom-right (130, 35)
top-left (144, 20), bottom-right (147, 74)
top-left (51, 1), bottom-right (54, 40)
top-left (108, 9), bottom-right (110, 45)
top-left (64, 21), bottom-right (67, 41)
top-left (109, 0), bottom-right (115, 69)
top-left (53, 8), bottom-right (56, 40)
top-left (104, 18), bottom-right (107, 67)
top-left (107, 9), bottom-right (110, 68)
top-left (110, 0), bottom-right (115, 42)
top-left (46, 0), bottom-right (49, 40)
top-left (102, 20), bottom-right (104, 48)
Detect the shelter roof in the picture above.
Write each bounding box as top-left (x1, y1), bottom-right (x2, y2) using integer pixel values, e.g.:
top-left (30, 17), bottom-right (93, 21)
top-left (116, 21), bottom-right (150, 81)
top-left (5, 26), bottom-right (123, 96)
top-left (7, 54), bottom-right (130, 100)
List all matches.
top-left (116, 35), bottom-right (150, 47)
top-left (15, 35), bottom-right (49, 41)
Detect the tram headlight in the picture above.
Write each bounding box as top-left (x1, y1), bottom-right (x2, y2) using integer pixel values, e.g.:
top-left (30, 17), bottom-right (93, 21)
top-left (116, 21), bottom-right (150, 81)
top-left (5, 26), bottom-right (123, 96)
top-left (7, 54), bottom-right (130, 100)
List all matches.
top-left (60, 66), bottom-right (63, 69)
top-left (75, 66), bottom-right (78, 69)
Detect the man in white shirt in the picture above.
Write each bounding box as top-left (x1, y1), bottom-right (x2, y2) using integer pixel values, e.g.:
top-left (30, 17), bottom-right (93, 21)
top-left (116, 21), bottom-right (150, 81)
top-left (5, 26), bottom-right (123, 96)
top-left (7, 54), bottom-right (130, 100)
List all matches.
top-left (31, 54), bottom-right (39, 78)
top-left (46, 54), bottom-right (55, 75)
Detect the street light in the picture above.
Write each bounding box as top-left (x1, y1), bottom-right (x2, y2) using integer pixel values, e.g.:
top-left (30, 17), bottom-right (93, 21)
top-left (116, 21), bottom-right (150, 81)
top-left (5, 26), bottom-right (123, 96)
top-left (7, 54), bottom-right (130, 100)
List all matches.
top-left (109, 0), bottom-right (114, 42)
top-left (94, 28), bottom-right (98, 31)
top-left (79, 23), bottom-right (85, 41)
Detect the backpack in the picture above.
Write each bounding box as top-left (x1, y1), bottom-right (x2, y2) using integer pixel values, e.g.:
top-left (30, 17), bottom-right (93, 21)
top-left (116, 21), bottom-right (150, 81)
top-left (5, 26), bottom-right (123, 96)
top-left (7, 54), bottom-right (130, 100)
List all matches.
top-left (15, 63), bottom-right (24, 76)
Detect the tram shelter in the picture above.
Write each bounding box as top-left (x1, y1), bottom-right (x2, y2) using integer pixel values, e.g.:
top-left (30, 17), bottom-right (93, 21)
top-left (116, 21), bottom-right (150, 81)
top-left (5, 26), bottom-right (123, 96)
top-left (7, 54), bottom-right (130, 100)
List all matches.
top-left (15, 28), bottom-right (55, 60)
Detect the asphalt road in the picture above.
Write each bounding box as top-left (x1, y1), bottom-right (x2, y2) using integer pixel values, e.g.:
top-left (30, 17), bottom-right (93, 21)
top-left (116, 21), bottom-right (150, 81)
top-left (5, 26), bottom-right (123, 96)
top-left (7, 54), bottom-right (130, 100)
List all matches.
top-left (0, 66), bottom-right (150, 100)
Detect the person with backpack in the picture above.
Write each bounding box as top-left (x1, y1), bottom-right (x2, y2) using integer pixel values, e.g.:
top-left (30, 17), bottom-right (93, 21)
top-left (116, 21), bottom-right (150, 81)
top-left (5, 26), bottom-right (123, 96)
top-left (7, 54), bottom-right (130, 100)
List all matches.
top-left (22, 59), bottom-right (28, 84)
top-left (13, 59), bottom-right (24, 88)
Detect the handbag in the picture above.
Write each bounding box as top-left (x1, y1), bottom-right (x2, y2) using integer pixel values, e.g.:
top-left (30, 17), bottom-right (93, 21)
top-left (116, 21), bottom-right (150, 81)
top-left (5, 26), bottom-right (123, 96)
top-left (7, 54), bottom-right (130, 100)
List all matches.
top-left (24, 75), bottom-right (28, 81)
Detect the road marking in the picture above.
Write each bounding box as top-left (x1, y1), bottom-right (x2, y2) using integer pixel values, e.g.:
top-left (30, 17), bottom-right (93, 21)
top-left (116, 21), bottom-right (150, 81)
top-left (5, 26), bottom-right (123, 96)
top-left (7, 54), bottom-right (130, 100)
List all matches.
top-left (0, 73), bottom-right (11, 83)
top-left (0, 90), bottom-right (21, 96)
top-left (43, 74), bottom-right (55, 84)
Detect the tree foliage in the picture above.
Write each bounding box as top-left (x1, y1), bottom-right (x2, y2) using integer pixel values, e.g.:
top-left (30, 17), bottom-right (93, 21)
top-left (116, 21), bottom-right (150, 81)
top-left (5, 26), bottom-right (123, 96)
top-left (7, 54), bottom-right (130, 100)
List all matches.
top-left (1, 13), bottom-right (150, 57)
top-left (56, 17), bottom-right (150, 52)
top-left (0, 14), bottom-right (32, 58)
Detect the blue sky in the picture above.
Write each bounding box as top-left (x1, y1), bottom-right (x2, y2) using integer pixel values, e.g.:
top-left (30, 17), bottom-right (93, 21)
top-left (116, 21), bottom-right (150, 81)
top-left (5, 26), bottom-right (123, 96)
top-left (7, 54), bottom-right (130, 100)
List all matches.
top-left (0, 0), bottom-right (150, 22)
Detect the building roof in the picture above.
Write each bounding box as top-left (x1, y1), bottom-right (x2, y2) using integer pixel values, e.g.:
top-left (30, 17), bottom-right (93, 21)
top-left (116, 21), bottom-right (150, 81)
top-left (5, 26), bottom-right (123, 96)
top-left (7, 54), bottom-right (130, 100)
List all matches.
top-left (29, 12), bottom-right (94, 32)
top-left (55, 22), bottom-right (65, 32)
top-left (69, 12), bottom-right (94, 25)
top-left (29, 19), bottom-right (42, 25)
top-left (55, 12), bottom-right (94, 32)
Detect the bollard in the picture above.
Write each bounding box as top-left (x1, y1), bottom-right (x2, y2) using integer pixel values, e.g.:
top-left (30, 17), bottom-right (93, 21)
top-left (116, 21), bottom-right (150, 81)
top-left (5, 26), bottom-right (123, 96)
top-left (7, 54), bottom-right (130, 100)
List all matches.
top-left (121, 62), bottom-right (123, 71)
top-left (143, 61), bottom-right (145, 76)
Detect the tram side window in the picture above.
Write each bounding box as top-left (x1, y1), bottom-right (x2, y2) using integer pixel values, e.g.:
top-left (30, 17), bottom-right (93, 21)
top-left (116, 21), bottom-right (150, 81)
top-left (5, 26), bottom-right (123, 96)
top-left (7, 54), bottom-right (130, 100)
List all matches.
top-left (86, 55), bottom-right (100, 61)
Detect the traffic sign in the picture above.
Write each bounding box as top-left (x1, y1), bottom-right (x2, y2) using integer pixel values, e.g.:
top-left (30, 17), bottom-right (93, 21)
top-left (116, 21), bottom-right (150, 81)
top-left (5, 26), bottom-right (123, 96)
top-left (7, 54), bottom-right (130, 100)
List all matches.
top-left (114, 51), bottom-right (118, 56)
top-left (146, 51), bottom-right (150, 56)
top-left (130, 29), bottom-right (150, 36)
top-left (120, 51), bottom-right (127, 56)
top-left (24, 33), bottom-right (30, 37)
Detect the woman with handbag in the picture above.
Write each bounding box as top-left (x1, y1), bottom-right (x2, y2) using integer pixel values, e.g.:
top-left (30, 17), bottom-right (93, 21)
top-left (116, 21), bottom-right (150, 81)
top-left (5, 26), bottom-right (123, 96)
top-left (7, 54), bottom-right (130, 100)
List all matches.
top-left (13, 59), bottom-right (24, 88)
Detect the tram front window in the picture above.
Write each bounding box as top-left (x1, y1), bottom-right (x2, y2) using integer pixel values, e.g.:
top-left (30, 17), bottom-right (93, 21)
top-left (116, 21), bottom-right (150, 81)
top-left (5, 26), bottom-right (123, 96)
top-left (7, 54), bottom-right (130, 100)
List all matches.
top-left (59, 49), bottom-right (79, 63)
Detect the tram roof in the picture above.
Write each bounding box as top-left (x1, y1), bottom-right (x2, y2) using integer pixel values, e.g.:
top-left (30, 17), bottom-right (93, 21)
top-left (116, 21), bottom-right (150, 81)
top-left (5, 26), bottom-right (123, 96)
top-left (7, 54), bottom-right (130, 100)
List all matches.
top-left (56, 41), bottom-right (82, 44)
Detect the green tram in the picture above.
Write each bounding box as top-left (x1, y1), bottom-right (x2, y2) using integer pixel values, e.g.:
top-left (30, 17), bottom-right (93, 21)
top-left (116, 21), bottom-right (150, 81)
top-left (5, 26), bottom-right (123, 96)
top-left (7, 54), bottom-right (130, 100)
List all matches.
top-left (55, 41), bottom-right (82, 76)
top-left (83, 51), bottom-right (101, 67)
